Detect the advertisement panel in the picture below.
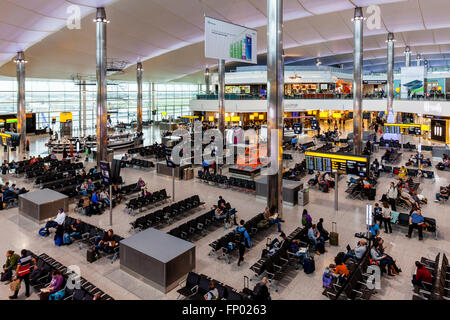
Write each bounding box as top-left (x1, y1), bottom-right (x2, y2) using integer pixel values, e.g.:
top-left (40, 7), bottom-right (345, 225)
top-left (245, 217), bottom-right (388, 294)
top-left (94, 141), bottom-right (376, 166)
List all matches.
top-left (400, 66), bottom-right (425, 99)
top-left (205, 16), bottom-right (257, 64)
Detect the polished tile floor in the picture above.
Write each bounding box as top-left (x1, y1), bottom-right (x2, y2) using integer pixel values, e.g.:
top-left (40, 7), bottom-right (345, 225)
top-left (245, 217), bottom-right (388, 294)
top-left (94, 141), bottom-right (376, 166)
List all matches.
top-left (0, 124), bottom-right (449, 300)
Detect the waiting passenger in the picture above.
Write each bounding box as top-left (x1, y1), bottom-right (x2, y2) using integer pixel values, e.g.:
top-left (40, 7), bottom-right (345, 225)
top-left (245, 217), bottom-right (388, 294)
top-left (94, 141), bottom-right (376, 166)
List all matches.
top-left (343, 239), bottom-right (367, 262)
top-left (93, 229), bottom-right (116, 257)
top-left (308, 224), bottom-right (326, 255)
top-left (204, 281), bottom-right (219, 300)
top-left (331, 256), bottom-right (349, 278)
top-left (253, 277), bottom-right (271, 301)
top-left (412, 261), bottom-right (432, 292)
top-left (9, 249), bottom-right (38, 299)
top-left (235, 220), bottom-right (251, 267)
top-left (1, 250), bottom-right (20, 283)
top-left (42, 208), bottom-right (66, 235)
top-left (381, 201), bottom-right (392, 233)
top-left (39, 270), bottom-right (64, 300)
top-left (263, 207), bottom-right (283, 232)
top-left (317, 218), bottom-right (329, 241)
top-left (136, 177), bottom-right (146, 188)
top-left (406, 208), bottom-right (425, 240)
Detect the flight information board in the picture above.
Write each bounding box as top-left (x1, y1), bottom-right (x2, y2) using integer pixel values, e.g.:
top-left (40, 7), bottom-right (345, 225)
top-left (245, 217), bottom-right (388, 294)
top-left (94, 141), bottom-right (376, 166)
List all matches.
top-left (383, 123), bottom-right (422, 135)
top-left (305, 151), bottom-right (369, 177)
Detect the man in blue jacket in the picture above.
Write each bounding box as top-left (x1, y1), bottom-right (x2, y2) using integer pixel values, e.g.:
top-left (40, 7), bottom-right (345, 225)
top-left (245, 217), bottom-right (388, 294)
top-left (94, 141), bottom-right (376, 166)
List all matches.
top-left (235, 220), bottom-right (251, 266)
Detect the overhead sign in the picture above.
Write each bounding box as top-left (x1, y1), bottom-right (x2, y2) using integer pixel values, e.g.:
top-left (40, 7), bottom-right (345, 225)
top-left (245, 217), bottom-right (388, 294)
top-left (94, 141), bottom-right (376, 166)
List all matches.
top-left (305, 151), bottom-right (369, 177)
top-left (363, 80), bottom-right (387, 85)
top-left (205, 16), bottom-right (257, 64)
top-left (60, 112), bottom-right (73, 123)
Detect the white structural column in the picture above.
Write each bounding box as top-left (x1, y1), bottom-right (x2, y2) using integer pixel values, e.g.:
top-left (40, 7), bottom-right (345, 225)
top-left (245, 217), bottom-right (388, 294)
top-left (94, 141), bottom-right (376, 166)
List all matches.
top-left (218, 60), bottom-right (225, 136)
top-left (82, 80), bottom-right (87, 137)
top-left (205, 68), bottom-right (211, 94)
top-left (352, 7), bottom-right (364, 155)
top-left (136, 62), bottom-right (143, 133)
top-left (387, 33), bottom-right (395, 123)
top-left (15, 51), bottom-right (27, 153)
top-left (95, 7), bottom-right (108, 166)
top-left (416, 54), bottom-right (421, 66)
top-left (405, 46), bottom-right (411, 67)
top-left (266, 0), bottom-right (284, 217)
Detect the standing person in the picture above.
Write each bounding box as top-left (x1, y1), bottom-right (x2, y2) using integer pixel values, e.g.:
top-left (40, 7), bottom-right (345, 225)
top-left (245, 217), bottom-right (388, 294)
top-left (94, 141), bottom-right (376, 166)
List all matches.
top-left (26, 139), bottom-right (30, 152)
top-left (9, 249), bottom-right (38, 299)
top-left (62, 148), bottom-right (68, 159)
top-left (69, 142), bottom-right (74, 158)
top-left (406, 209), bottom-right (425, 240)
top-left (301, 209), bottom-right (312, 228)
top-left (235, 220), bottom-right (251, 266)
top-left (381, 201), bottom-right (393, 233)
top-left (373, 203), bottom-right (383, 226)
top-left (1, 250), bottom-right (20, 283)
top-left (253, 277), bottom-right (271, 301)
top-left (386, 182), bottom-right (398, 211)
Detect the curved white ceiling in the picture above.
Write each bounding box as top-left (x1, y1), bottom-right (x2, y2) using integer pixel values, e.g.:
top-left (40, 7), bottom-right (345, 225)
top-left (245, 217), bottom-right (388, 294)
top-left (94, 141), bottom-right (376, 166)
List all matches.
top-left (0, 0), bottom-right (449, 82)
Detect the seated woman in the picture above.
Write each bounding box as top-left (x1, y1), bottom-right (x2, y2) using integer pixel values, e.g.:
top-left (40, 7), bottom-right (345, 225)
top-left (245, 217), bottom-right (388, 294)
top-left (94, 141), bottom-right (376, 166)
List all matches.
top-left (330, 256), bottom-right (349, 278)
top-left (93, 229), bottom-right (117, 257)
top-left (39, 270), bottom-right (64, 300)
top-left (398, 166), bottom-right (408, 179)
top-left (370, 241), bottom-right (401, 276)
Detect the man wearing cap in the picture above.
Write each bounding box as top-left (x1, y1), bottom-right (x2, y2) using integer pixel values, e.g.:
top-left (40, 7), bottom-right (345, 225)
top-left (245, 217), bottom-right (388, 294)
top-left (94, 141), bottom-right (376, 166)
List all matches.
top-left (42, 208), bottom-right (66, 235)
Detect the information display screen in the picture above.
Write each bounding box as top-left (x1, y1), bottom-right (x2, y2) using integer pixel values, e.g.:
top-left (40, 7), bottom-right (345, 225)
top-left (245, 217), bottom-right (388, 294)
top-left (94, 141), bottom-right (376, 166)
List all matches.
top-left (305, 151), bottom-right (369, 177)
top-left (293, 123), bottom-right (303, 134)
top-left (99, 161), bottom-right (111, 184)
top-left (311, 120), bottom-right (319, 130)
top-left (383, 123), bottom-right (421, 135)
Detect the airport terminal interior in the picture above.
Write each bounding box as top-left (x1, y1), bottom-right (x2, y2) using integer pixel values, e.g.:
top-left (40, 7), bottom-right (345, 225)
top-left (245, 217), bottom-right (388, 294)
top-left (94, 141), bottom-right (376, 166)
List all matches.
top-left (0, 0), bottom-right (450, 302)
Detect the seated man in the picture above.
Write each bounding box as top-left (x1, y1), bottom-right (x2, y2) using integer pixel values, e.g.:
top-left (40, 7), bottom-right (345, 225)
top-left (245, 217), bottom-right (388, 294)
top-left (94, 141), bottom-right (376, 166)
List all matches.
top-left (68, 218), bottom-right (83, 240)
top-left (308, 172), bottom-right (320, 186)
top-left (99, 189), bottom-right (110, 207)
top-left (263, 207), bottom-right (283, 232)
top-left (1, 250), bottom-right (20, 283)
top-left (79, 180), bottom-right (88, 196)
top-left (308, 224), bottom-right (327, 255)
top-left (435, 186), bottom-right (449, 202)
top-left (136, 177), bottom-right (146, 188)
top-left (213, 205), bottom-right (227, 220)
top-left (42, 209), bottom-right (66, 235)
top-left (343, 239), bottom-right (367, 262)
top-left (406, 209), bottom-right (425, 240)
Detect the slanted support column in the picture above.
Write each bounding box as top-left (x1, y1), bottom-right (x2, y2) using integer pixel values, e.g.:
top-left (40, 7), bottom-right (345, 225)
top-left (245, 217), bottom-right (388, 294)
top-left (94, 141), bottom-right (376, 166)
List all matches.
top-left (94, 7), bottom-right (108, 166)
top-left (14, 51), bottom-right (27, 153)
top-left (352, 7), bottom-right (364, 155)
top-left (218, 60), bottom-right (225, 137)
top-left (386, 32), bottom-right (395, 123)
top-left (266, 0), bottom-right (284, 217)
top-left (137, 62), bottom-right (143, 133)
top-left (405, 45), bottom-right (411, 67)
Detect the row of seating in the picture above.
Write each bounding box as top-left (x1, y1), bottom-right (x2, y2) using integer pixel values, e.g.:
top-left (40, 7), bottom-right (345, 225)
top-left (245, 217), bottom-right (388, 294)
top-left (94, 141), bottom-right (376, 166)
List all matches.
top-left (125, 189), bottom-right (169, 215)
top-left (42, 172), bottom-right (102, 190)
top-left (176, 272), bottom-right (245, 300)
top-left (323, 242), bottom-right (374, 300)
top-left (250, 227), bottom-right (308, 292)
top-left (34, 162), bottom-right (84, 184)
top-left (168, 207), bottom-right (235, 241)
top-left (130, 195), bottom-right (203, 231)
top-left (283, 161), bottom-right (307, 181)
top-left (125, 158), bottom-right (155, 169)
top-left (208, 213), bottom-right (274, 264)
top-left (412, 253), bottom-right (441, 300)
top-left (198, 171), bottom-right (256, 192)
top-left (128, 144), bottom-right (166, 159)
top-left (30, 253), bottom-right (113, 300)
top-left (382, 165), bottom-right (434, 179)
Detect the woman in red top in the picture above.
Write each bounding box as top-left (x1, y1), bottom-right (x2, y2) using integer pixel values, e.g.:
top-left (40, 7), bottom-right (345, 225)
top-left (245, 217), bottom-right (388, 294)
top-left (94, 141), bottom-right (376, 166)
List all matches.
top-left (412, 261), bottom-right (432, 290)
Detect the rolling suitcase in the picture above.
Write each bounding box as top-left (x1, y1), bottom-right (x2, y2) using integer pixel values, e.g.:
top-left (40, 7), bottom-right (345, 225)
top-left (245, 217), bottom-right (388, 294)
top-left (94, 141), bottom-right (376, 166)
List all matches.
top-left (329, 222), bottom-right (339, 246)
top-left (87, 249), bottom-right (96, 263)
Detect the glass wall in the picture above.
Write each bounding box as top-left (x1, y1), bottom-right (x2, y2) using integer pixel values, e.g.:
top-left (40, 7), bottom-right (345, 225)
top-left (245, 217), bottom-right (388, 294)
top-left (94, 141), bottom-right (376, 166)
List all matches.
top-left (0, 76), bottom-right (201, 132)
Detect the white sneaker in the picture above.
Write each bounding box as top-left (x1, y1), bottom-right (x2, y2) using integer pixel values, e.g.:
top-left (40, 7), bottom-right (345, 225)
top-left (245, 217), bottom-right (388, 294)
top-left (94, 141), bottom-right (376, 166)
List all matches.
top-left (434, 199), bottom-right (440, 202)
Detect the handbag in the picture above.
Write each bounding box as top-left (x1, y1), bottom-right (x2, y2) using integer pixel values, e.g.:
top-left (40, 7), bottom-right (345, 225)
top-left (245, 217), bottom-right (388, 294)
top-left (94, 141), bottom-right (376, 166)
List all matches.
top-left (10, 279), bottom-right (21, 292)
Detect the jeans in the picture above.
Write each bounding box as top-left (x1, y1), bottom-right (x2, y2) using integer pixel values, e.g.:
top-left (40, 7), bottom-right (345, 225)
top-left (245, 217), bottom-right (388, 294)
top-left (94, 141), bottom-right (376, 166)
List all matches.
top-left (44, 221), bottom-right (58, 230)
top-left (1, 268), bottom-right (13, 282)
top-left (69, 232), bottom-right (81, 239)
top-left (238, 243), bottom-right (246, 265)
top-left (102, 199), bottom-right (110, 206)
top-left (388, 197), bottom-right (397, 211)
top-left (343, 252), bottom-right (357, 263)
top-left (80, 190), bottom-right (87, 196)
top-left (310, 236), bottom-right (325, 251)
top-left (269, 218), bottom-right (282, 232)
